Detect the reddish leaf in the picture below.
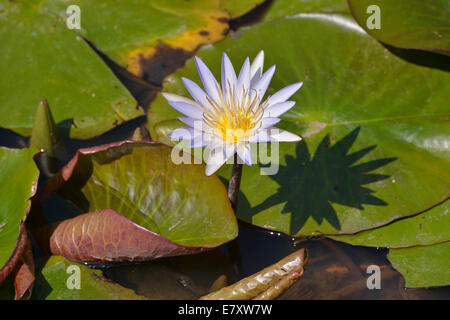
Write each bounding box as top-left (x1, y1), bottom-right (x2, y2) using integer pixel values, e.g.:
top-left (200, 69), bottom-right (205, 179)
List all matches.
top-left (13, 231), bottom-right (34, 300)
top-left (49, 208), bottom-right (208, 263)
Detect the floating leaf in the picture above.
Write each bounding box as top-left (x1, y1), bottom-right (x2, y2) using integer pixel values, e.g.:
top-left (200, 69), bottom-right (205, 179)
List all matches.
top-left (330, 200), bottom-right (450, 248)
top-left (220, 0), bottom-right (266, 18)
top-left (49, 209), bottom-right (207, 263)
top-left (0, 148), bottom-right (39, 281)
top-left (148, 14), bottom-right (450, 237)
top-left (0, 0), bottom-right (270, 139)
top-left (32, 255), bottom-right (147, 300)
top-left (200, 248), bottom-right (308, 300)
top-left (0, 0), bottom-right (144, 139)
top-left (263, 0), bottom-right (349, 22)
top-left (45, 140), bottom-right (238, 262)
top-left (40, 0), bottom-right (264, 80)
top-left (388, 242), bottom-right (450, 288)
top-left (348, 0), bottom-right (450, 54)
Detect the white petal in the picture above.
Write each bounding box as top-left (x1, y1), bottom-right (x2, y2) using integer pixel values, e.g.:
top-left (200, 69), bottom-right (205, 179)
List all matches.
top-left (247, 130), bottom-right (271, 143)
top-left (182, 77), bottom-right (212, 109)
top-left (260, 117), bottom-right (281, 129)
top-left (236, 57), bottom-right (251, 94)
top-left (186, 134), bottom-right (209, 148)
top-left (264, 101), bottom-right (295, 118)
top-left (250, 50), bottom-right (264, 86)
top-left (161, 92), bottom-right (201, 108)
top-left (205, 143), bottom-right (235, 176)
top-left (195, 56), bottom-right (221, 104)
top-left (221, 53), bottom-right (237, 103)
top-left (168, 101), bottom-right (204, 119)
top-left (269, 128), bottom-right (302, 142)
top-left (168, 128), bottom-right (195, 141)
top-left (252, 65), bottom-right (275, 101)
top-left (267, 82), bottom-right (303, 107)
top-left (178, 117), bottom-right (202, 129)
top-left (237, 143), bottom-right (252, 166)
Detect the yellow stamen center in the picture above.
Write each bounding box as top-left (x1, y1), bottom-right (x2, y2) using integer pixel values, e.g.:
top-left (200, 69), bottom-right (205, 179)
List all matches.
top-left (202, 84), bottom-right (266, 145)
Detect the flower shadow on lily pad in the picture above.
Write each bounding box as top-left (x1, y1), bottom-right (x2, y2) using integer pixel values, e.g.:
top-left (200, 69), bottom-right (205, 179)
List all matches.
top-left (237, 127), bottom-right (397, 235)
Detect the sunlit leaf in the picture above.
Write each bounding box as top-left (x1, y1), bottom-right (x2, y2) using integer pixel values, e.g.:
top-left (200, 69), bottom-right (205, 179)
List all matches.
top-left (148, 14), bottom-right (450, 237)
top-left (40, 0), bottom-right (264, 79)
top-left (388, 242), bottom-right (450, 288)
top-left (0, 148), bottom-right (39, 280)
top-left (331, 200), bottom-right (450, 248)
top-left (263, 0), bottom-right (349, 22)
top-left (0, 0), bottom-right (143, 139)
top-left (348, 0), bottom-right (450, 54)
top-left (32, 256), bottom-right (148, 299)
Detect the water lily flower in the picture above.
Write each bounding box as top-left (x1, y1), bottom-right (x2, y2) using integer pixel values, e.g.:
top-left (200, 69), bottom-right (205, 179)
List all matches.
top-left (163, 51), bottom-right (303, 176)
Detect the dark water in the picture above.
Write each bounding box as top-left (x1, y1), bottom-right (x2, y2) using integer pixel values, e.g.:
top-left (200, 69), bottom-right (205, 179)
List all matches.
top-left (100, 224), bottom-right (450, 300)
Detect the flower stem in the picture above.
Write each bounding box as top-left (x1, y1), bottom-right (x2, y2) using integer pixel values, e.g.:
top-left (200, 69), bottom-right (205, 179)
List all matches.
top-left (227, 154), bottom-right (243, 276)
top-left (227, 153), bottom-right (243, 211)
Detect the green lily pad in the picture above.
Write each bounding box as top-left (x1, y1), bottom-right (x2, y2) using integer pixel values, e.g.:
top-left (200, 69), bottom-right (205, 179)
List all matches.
top-left (40, 0), bottom-right (264, 79)
top-left (330, 200), bottom-right (450, 248)
top-left (32, 256), bottom-right (147, 299)
top-left (388, 241), bottom-right (450, 288)
top-left (148, 14), bottom-right (450, 237)
top-left (48, 141), bottom-right (237, 255)
top-left (263, 0), bottom-right (349, 22)
top-left (0, 0), bottom-right (143, 139)
top-left (0, 147), bottom-right (39, 276)
top-left (220, 0), bottom-right (266, 18)
top-left (348, 0), bottom-right (450, 54)
top-left (0, 0), bottom-right (270, 139)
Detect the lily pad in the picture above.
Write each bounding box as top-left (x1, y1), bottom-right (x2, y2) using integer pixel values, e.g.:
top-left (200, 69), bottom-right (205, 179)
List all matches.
top-left (40, 0), bottom-right (265, 79)
top-left (32, 255), bottom-right (147, 299)
top-left (330, 200), bottom-right (450, 248)
top-left (49, 209), bottom-right (209, 263)
top-left (348, 0), bottom-right (450, 54)
top-left (0, 147), bottom-right (39, 280)
top-left (388, 241), bottom-right (450, 288)
top-left (0, 0), bottom-right (143, 139)
top-left (0, 0), bottom-right (271, 139)
top-left (263, 0), bottom-right (349, 22)
top-left (45, 140), bottom-right (238, 262)
top-left (148, 14), bottom-right (450, 237)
